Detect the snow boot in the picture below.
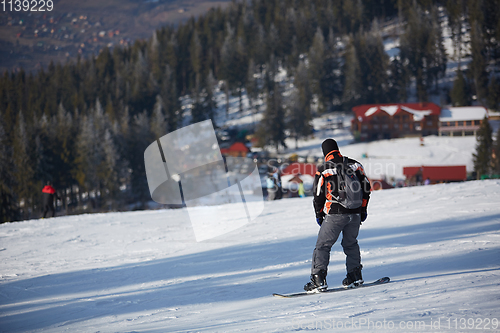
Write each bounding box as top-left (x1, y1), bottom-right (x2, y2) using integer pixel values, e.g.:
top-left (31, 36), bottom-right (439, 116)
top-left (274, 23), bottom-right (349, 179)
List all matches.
top-left (304, 270), bottom-right (328, 292)
top-left (342, 265), bottom-right (364, 289)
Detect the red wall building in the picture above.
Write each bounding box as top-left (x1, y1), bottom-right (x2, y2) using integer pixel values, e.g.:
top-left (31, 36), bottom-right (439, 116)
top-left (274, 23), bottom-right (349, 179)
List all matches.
top-left (351, 103), bottom-right (441, 141)
top-left (403, 165), bottom-right (467, 185)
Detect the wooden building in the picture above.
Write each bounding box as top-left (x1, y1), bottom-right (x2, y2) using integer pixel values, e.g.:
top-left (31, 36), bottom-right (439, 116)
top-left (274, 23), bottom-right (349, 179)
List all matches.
top-left (351, 103), bottom-right (441, 141)
top-left (439, 106), bottom-right (488, 136)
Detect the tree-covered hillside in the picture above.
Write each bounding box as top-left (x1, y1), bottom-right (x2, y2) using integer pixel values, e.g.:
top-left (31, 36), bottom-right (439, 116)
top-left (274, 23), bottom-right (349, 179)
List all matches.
top-left (1, 0), bottom-right (499, 222)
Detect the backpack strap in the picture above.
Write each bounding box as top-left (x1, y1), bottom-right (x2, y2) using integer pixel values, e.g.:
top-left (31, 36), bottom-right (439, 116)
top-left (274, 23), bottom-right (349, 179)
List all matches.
top-left (343, 156), bottom-right (350, 171)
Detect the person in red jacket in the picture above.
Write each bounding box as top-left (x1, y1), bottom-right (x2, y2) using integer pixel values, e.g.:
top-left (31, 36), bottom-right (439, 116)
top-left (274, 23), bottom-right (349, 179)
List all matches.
top-left (42, 181), bottom-right (59, 218)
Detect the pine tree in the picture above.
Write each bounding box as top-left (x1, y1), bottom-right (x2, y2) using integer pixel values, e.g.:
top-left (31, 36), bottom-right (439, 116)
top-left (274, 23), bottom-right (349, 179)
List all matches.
top-left (190, 30), bottom-right (203, 82)
top-left (190, 67), bottom-right (207, 125)
top-left (342, 38), bottom-right (363, 108)
top-left (204, 69), bottom-right (218, 121)
top-left (254, 23), bottom-right (267, 66)
top-left (267, 23), bottom-right (279, 58)
top-left (427, 6), bottom-right (447, 92)
top-left (33, 134), bottom-right (50, 191)
top-left (149, 31), bottom-right (162, 81)
top-left (473, 116), bottom-right (493, 179)
top-left (12, 111), bottom-right (34, 218)
top-left (450, 70), bottom-right (471, 106)
top-left (342, 0), bottom-right (364, 34)
top-left (35, 112), bottom-right (53, 184)
top-left (481, 0), bottom-right (500, 69)
top-left (308, 28), bottom-right (326, 111)
top-left (445, 0), bottom-right (466, 70)
top-left (190, 89), bottom-right (206, 124)
top-left (470, 21), bottom-right (488, 105)
top-left (320, 28), bottom-right (343, 110)
top-left (487, 75), bottom-right (500, 111)
top-left (114, 104), bottom-right (131, 206)
top-left (98, 128), bottom-right (119, 209)
top-left (165, 34), bottom-right (179, 90)
top-left (220, 23), bottom-right (236, 115)
top-left (161, 65), bottom-right (180, 133)
top-left (400, 3), bottom-right (447, 102)
top-left (492, 127), bottom-right (500, 176)
top-left (151, 95), bottom-right (167, 139)
top-left (258, 82), bottom-right (287, 152)
top-left (130, 110), bottom-right (153, 205)
top-left (0, 120), bottom-right (19, 222)
top-left (359, 27), bottom-right (390, 104)
top-left (246, 59), bottom-right (259, 113)
top-left (74, 113), bottom-right (99, 196)
top-left (131, 50), bottom-right (154, 112)
top-left (287, 61), bottom-right (313, 149)
top-left (220, 23), bottom-right (248, 114)
top-left (388, 56), bottom-right (409, 103)
top-left (55, 103), bottom-right (75, 192)
top-left (3, 103), bottom-right (14, 140)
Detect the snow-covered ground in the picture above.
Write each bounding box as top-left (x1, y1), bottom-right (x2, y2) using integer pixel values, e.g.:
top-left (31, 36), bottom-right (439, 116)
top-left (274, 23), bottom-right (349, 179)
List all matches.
top-left (1, 180), bottom-right (500, 332)
top-left (1, 9), bottom-right (496, 331)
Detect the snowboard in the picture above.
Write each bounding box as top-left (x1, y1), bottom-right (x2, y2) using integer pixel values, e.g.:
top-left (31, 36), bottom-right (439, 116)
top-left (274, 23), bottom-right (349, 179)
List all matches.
top-left (272, 277), bottom-right (390, 298)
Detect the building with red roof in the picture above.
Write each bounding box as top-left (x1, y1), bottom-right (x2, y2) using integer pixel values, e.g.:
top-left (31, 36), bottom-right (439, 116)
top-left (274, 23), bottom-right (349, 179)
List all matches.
top-left (220, 142), bottom-right (250, 157)
top-left (403, 165), bottom-right (467, 185)
top-left (351, 103), bottom-right (441, 141)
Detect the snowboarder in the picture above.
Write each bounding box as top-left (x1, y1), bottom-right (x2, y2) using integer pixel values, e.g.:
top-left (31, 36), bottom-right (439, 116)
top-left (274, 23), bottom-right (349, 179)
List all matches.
top-left (42, 181), bottom-right (59, 218)
top-left (304, 139), bottom-right (371, 292)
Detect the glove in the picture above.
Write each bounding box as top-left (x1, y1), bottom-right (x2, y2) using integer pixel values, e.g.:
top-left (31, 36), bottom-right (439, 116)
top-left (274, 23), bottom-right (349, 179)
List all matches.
top-left (360, 212), bottom-right (368, 223)
top-left (316, 217), bottom-right (324, 226)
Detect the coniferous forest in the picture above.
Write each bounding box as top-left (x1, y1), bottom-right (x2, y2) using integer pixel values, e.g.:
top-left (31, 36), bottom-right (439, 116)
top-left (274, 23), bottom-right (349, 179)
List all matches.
top-left (1, 0), bottom-right (500, 222)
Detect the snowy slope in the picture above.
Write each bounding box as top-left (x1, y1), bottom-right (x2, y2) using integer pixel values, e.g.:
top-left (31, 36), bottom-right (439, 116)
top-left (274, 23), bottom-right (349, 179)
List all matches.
top-left (1, 180), bottom-right (500, 332)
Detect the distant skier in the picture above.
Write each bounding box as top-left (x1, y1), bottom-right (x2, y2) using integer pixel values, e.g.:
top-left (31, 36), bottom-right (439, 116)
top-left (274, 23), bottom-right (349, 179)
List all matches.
top-left (266, 174), bottom-right (277, 201)
top-left (298, 181), bottom-right (305, 198)
top-left (273, 169), bottom-right (283, 200)
top-left (304, 139), bottom-right (371, 292)
top-left (42, 181), bottom-right (59, 218)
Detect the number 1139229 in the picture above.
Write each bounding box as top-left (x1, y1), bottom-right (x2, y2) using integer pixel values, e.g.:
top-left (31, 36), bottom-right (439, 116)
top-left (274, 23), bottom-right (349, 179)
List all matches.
top-left (2, 0), bottom-right (54, 12)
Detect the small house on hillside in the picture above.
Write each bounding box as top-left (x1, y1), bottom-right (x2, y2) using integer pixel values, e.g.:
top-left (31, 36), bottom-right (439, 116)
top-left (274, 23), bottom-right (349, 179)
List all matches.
top-left (403, 165), bottom-right (467, 185)
top-left (220, 142), bottom-right (250, 157)
top-left (351, 103), bottom-right (441, 141)
top-left (439, 106), bottom-right (488, 136)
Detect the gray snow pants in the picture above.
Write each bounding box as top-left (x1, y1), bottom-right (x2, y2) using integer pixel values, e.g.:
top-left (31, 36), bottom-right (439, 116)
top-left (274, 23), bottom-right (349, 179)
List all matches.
top-left (311, 213), bottom-right (362, 275)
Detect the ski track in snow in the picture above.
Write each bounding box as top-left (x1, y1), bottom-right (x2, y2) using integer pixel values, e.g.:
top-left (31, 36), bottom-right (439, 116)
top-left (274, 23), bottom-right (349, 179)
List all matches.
top-left (1, 180), bottom-right (500, 332)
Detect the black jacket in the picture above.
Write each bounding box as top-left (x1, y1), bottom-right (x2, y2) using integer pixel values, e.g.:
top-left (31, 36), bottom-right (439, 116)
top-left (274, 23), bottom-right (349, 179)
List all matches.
top-left (42, 185), bottom-right (57, 206)
top-left (313, 152), bottom-right (371, 218)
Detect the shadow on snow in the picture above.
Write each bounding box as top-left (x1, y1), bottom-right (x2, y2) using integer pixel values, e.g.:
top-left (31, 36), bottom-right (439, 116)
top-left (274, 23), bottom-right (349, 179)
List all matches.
top-left (0, 212), bottom-right (499, 330)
